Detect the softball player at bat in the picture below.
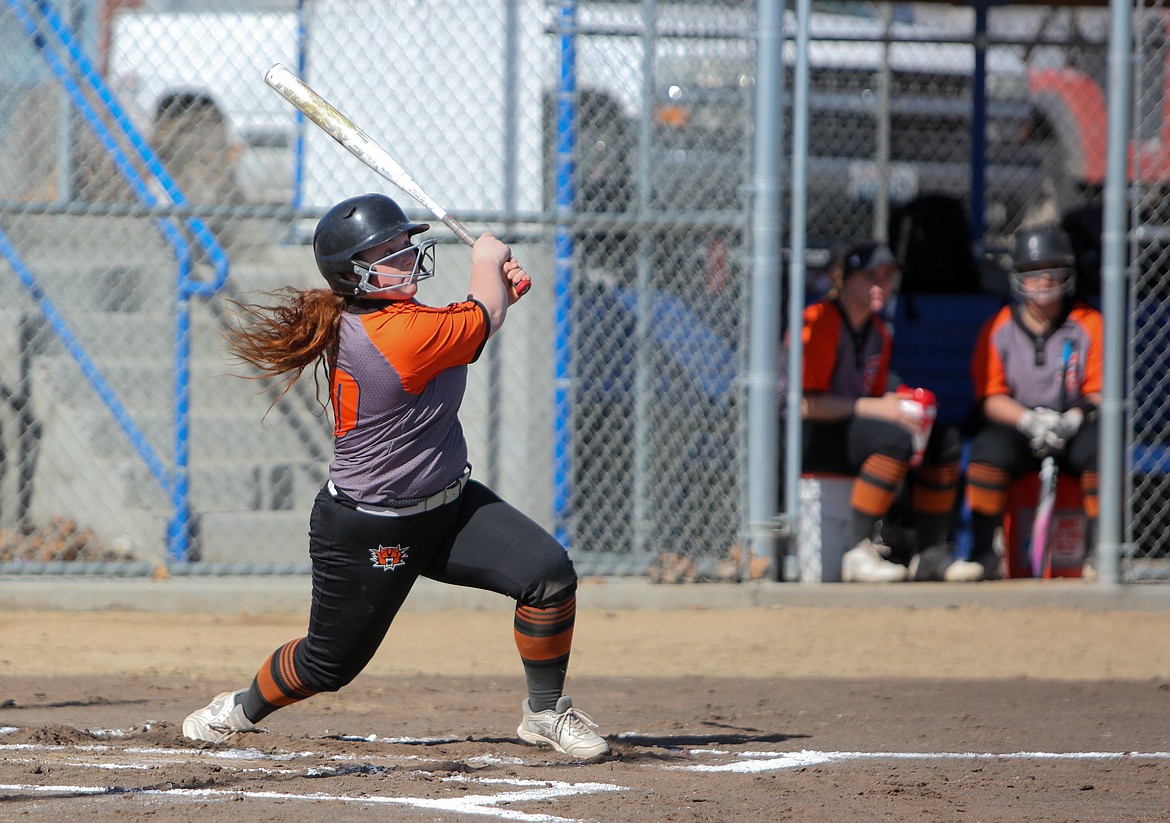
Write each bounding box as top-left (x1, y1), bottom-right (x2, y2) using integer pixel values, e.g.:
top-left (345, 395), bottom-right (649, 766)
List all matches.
top-left (780, 241), bottom-right (981, 582)
top-left (965, 224), bottom-right (1102, 581)
top-left (182, 193), bottom-right (608, 759)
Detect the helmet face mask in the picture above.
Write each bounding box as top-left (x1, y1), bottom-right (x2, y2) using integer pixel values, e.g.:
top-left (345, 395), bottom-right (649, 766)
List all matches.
top-left (348, 238), bottom-right (438, 295)
top-left (1009, 266), bottom-right (1075, 305)
top-left (1010, 225), bottom-right (1077, 305)
top-left (313, 193), bottom-right (433, 296)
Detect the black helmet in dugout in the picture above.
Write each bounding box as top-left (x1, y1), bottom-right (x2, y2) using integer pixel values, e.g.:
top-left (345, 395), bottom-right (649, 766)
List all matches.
top-left (1012, 224), bottom-right (1076, 273)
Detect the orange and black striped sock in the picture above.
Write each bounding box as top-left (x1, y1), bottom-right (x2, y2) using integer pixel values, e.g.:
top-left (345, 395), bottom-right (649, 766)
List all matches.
top-left (243, 638), bottom-right (318, 722)
top-left (966, 462), bottom-right (1010, 557)
top-left (965, 462), bottom-right (1009, 517)
top-left (913, 462), bottom-right (960, 517)
top-left (913, 461), bottom-right (961, 548)
top-left (1081, 470), bottom-right (1099, 519)
top-left (849, 454), bottom-right (908, 543)
top-left (515, 595), bottom-right (576, 712)
top-left (852, 453), bottom-right (909, 517)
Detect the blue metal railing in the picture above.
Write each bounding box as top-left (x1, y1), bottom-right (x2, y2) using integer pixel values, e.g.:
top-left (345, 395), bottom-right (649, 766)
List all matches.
top-left (292, 0), bottom-right (308, 209)
top-left (553, 0), bottom-right (577, 548)
top-left (3, 0), bottom-right (231, 562)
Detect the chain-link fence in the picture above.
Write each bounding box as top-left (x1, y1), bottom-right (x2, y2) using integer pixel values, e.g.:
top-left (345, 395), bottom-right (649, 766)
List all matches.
top-left (0, 0), bottom-right (1163, 582)
top-left (1128, 1), bottom-right (1170, 579)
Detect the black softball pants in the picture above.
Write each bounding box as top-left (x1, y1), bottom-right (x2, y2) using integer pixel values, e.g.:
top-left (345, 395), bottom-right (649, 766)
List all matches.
top-left (240, 479), bottom-right (577, 720)
top-left (967, 420), bottom-right (1098, 478)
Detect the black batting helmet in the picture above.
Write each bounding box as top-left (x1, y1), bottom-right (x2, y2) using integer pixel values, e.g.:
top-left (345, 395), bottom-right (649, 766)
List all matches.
top-left (313, 193), bottom-right (430, 296)
top-left (1012, 224), bottom-right (1076, 273)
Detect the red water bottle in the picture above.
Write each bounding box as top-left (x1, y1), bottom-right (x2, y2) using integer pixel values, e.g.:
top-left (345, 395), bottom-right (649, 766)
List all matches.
top-left (896, 385), bottom-right (938, 467)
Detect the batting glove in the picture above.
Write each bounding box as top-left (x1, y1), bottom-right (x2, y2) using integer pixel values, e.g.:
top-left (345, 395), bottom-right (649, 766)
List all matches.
top-left (1017, 407), bottom-right (1062, 457)
top-left (1052, 407), bottom-right (1085, 442)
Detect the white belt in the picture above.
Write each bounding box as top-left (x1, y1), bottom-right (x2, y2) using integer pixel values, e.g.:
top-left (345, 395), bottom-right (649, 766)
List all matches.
top-left (328, 467), bottom-right (470, 518)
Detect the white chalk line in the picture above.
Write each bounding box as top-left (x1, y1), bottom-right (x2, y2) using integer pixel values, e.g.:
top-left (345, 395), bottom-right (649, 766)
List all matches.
top-left (0, 740), bottom-right (624, 822)
top-left (0, 777), bottom-right (623, 823)
top-left (675, 748), bottom-right (1170, 773)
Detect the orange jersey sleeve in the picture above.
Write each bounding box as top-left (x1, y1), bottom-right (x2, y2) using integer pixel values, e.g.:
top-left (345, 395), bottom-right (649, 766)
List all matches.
top-left (1070, 304), bottom-right (1104, 396)
top-left (970, 307), bottom-right (1011, 401)
top-left (360, 299), bottom-right (489, 395)
top-left (801, 301), bottom-right (841, 393)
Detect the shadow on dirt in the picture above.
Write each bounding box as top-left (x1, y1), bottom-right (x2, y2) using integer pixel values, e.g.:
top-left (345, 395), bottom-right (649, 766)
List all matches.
top-left (611, 730), bottom-right (807, 747)
top-left (0, 697), bottom-right (151, 710)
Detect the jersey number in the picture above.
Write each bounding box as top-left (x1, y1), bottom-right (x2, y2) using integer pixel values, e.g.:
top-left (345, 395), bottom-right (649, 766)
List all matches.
top-left (332, 367), bottom-right (359, 437)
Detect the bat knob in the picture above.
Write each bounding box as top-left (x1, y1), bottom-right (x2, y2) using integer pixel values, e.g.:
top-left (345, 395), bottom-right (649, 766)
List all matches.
top-left (516, 279), bottom-right (532, 297)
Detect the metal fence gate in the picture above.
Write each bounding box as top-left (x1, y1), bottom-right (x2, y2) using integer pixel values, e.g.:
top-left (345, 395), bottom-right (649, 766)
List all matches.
top-left (1127, 0), bottom-right (1170, 579)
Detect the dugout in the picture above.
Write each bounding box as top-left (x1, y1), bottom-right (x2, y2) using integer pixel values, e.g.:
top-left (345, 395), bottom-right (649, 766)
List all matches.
top-left (769, 0), bottom-right (1138, 582)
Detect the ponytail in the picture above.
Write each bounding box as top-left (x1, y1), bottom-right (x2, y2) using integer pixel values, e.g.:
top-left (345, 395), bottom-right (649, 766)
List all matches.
top-left (222, 287), bottom-right (346, 408)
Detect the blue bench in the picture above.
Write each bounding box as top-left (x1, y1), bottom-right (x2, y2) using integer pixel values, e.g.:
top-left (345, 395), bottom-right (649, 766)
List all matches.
top-left (888, 293), bottom-right (1007, 432)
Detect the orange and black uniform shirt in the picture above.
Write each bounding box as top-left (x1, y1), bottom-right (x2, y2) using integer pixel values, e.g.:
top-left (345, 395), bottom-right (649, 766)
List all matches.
top-left (779, 298), bottom-right (892, 404)
top-left (328, 298), bottom-right (490, 504)
top-left (970, 301), bottom-right (1103, 411)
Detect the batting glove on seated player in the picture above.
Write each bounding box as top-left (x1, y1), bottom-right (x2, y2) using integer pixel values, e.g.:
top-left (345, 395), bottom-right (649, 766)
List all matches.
top-left (1052, 407), bottom-right (1084, 441)
top-left (1017, 407), bottom-right (1064, 457)
top-left (1040, 408), bottom-right (1085, 455)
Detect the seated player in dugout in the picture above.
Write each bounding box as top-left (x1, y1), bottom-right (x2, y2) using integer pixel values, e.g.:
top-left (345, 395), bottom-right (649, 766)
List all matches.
top-left (780, 241), bottom-right (983, 582)
top-left (965, 224), bottom-right (1102, 580)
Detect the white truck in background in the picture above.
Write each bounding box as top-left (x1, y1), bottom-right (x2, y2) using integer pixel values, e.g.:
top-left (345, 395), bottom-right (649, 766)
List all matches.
top-left (108, 10), bottom-right (301, 206)
top-left (105, 1), bottom-right (1060, 249)
top-left (105, 1), bottom-right (687, 216)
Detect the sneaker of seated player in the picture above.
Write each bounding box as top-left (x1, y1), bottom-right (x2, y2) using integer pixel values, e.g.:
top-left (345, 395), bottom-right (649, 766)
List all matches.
top-left (1081, 551), bottom-right (1099, 583)
top-left (970, 550), bottom-right (1004, 581)
top-left (182, 689), bottom-right (257, 744)
top-left (943, 556), bottom-right (985, 582)
top-left (841, 538), bottom-right (907, 582)
top-left (909, 544), bottom-right (983, 582)
top-left (517, 696), bottom-right (609, 760)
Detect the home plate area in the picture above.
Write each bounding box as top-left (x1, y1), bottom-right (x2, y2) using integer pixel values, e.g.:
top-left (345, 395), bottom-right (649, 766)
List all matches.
top-left (3, 727), bottom-right (1168, 822)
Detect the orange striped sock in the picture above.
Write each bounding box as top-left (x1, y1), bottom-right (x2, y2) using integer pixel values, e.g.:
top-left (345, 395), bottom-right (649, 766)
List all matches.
top-left (966, 462), bottom-right (1009, 516)
top-left (913, 461), bottom-right (960, 516)
top-left (251, 638), bottom-right (317, 717)
top-left (1081, 470), bottom-right (1099, 519)
top-left (515, 595), bottom-right (576, 711)
top-left (852, 453), bottom-right (908, 517)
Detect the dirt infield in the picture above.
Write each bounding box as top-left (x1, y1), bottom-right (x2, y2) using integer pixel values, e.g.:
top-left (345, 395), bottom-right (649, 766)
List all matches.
top-left (2, 595), bottom-right (1169, 821)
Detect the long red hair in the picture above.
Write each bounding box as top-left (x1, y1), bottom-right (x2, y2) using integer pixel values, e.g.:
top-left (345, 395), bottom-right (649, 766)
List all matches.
top-left (222, 287), bottom-right (345, 406)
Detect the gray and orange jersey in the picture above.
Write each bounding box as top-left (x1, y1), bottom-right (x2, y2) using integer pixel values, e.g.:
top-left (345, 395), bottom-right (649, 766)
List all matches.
top-left (328, 298), bottom-right (489, 504)
top-left (779, 298), bottom-right (891, 402)
top-left (971, 301), bottom-right (1103, 410)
